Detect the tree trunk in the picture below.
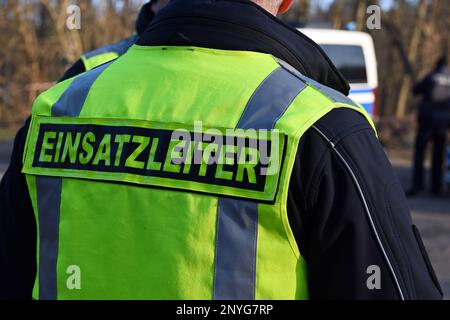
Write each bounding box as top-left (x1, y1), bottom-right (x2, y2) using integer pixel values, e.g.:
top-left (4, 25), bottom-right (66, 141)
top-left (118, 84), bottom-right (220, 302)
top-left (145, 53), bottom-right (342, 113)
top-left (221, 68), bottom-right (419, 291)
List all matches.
top-left (331, 0), bottom-right (343, 29)
top-left (295, 0), bottom-right (310, 25)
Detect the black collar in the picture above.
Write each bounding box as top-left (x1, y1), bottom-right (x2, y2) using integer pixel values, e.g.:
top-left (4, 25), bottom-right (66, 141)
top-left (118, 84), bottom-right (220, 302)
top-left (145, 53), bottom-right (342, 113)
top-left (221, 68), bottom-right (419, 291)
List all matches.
top-left (138, 0), bottom-right (350, 95)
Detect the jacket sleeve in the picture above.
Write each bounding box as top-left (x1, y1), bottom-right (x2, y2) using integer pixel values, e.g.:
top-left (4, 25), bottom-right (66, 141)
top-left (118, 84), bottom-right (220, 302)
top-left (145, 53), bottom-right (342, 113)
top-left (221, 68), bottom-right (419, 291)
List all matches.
top-left (288, 109), bottom-right (443, 300)
top-left (0, 118), bottom-right (36, 300)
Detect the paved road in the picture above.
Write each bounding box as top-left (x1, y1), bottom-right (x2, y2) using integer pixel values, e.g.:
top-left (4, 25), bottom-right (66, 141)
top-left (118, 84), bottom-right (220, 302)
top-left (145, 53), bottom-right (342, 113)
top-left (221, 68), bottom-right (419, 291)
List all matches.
top-left (0, 144), bottom-right (449, 299)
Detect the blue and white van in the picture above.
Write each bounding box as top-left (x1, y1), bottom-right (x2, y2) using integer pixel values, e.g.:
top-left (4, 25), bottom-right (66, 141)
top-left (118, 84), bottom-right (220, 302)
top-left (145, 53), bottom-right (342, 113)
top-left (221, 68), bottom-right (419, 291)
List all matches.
top-left (300, 28), bottom-right (379, 118)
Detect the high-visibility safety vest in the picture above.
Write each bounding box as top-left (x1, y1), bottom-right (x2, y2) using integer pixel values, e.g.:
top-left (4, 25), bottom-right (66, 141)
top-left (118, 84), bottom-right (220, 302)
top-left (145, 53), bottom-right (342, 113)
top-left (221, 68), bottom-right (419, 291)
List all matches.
top-left (23, 46), bottom-right (375, 300)
top-left (80, 35), bottom-right (138, 71)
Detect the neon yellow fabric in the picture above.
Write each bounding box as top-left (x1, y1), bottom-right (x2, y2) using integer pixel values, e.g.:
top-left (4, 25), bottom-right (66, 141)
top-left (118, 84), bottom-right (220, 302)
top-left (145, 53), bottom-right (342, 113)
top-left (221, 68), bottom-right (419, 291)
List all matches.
top-left (24, 46), bottom-right (375, 300)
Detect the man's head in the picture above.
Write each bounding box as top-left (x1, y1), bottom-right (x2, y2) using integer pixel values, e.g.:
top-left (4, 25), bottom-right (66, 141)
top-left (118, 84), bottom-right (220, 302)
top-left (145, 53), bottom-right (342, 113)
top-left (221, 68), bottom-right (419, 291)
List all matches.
top-left (251, 0), bottom-right (294, 15)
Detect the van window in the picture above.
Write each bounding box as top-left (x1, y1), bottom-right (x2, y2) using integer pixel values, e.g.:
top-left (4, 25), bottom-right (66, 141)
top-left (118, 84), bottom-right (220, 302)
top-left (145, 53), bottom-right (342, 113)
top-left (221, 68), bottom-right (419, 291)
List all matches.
top-left (321, 45), bottom-right (368, 84)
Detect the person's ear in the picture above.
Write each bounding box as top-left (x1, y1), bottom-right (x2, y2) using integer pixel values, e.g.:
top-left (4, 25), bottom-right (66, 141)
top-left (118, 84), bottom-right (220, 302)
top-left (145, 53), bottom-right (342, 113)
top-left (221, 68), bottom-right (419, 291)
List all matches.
top-left (278, 0), bottom-right (294, 14)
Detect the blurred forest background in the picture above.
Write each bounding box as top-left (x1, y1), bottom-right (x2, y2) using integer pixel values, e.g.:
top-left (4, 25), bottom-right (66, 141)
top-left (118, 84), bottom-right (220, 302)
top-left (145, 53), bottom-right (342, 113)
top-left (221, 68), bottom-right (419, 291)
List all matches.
top-left (0, 0), bottom-right (449, 145)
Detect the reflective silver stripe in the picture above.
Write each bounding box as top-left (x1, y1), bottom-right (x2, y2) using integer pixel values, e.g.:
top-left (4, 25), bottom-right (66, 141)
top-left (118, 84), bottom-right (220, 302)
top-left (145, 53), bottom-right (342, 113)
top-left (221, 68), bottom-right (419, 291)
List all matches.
top-left (52, 61), bottom-right (113, 117)
top-left (277, 58), bottom-right (359, 108)
top-left (213, 67), bottom-right (306, 300)
top-left (36, 176), bottom-right (62, 300)
top-left (35, 64), bottom-right (108, 299)
top-left (311, 125), bottom-right (406, 300)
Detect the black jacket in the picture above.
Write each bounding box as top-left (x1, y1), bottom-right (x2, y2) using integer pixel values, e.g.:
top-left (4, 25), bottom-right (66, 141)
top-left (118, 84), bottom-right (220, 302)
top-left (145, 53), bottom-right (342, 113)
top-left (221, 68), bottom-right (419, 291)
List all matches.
top-left (0, 0), bottom-right (443, 300)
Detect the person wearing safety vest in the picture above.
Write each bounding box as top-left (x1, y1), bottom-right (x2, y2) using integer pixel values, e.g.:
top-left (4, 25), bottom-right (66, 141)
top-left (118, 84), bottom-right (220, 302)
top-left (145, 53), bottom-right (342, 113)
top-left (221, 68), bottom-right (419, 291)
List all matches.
top-left (61, 0), bottom-right (170, 81)
top-left (0, 0), bottom-right (443, 300)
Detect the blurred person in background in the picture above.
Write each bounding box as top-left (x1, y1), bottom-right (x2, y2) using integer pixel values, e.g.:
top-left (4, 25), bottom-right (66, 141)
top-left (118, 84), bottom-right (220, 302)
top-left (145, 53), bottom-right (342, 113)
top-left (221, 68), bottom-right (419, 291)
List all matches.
top-left (0, 0), bottom-right (442, 300)
top-left (408, 56), bottom-right (450, 197)
top-left (61, 0), bottom-right (170, 81)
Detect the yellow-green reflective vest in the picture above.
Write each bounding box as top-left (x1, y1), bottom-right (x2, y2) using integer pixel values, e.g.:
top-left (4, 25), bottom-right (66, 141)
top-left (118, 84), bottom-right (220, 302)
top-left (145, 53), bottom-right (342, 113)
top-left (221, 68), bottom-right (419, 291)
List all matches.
top-left (80, 35), bottom-right (137, 71)
top-left (23, 46), bottom-right (375, 300)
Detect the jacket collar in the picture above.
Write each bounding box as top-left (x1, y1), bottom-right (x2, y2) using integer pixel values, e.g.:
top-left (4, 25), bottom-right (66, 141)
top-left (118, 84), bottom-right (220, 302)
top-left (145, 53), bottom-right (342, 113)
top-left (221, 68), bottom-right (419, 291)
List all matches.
top-left (138, 0), bottom-right (350, 95)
